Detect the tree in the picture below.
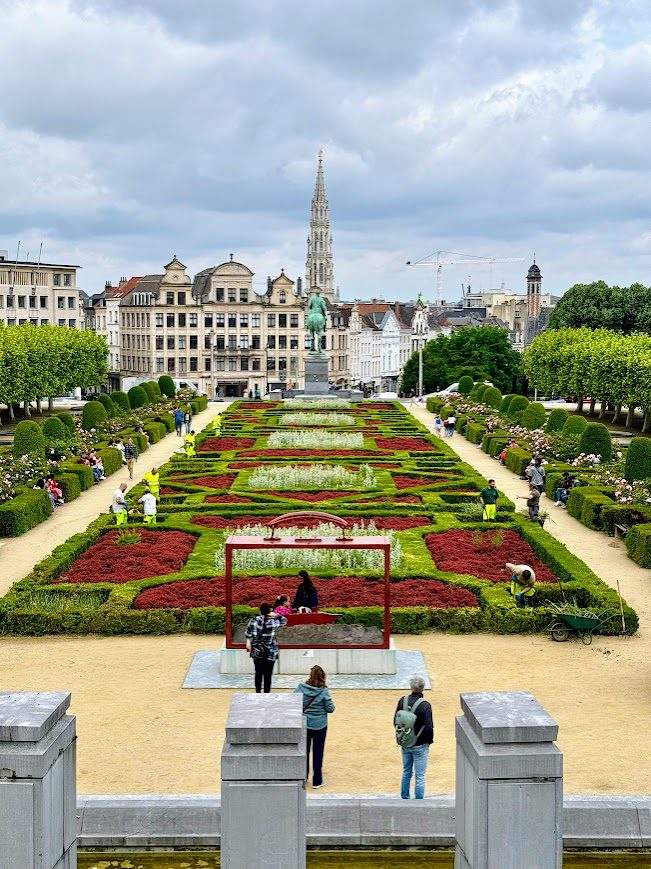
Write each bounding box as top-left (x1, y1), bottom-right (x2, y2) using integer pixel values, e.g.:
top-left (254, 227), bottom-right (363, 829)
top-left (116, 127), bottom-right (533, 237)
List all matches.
top-left (548, 281), bottom-right (651, 334)
top-left (546, 408), bottom-right (569, 432)
top-left (483, 386), bottom-right (503, 409)
top-left (97, 393), bottom-right (117, 418)
top-left (521, 402), bottom-right (547, 430)
top-left (42, 416), bottom-right (67, 442)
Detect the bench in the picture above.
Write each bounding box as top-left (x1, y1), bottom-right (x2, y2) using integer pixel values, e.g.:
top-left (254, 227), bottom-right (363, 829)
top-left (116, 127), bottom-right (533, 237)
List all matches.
top-left (613, 523), bottom-right (630, 539)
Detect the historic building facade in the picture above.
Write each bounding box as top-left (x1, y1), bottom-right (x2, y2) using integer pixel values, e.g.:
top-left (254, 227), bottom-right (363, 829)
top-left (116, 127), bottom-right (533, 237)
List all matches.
top-left (0, 250), bottom-right (83, 329)
top-left (305, 150), bottom-right (335, 301)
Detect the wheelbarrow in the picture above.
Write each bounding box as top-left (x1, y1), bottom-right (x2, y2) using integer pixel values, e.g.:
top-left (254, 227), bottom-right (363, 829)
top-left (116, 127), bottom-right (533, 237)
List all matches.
top-left (549, 608), bottom-right (618, 645)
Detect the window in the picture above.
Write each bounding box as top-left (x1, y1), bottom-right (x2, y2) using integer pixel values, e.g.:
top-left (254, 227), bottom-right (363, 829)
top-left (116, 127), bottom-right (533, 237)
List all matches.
top-left (304, 335), bottom-right (312, 349)
top-left (290, 356), bottom-right (298, 372)
top-left (189, 313), bottom-right (197, 327)
top-left (166, 313), bottom-right (175, 327)
top-left (190, 335), bottom-right (198, 349)
top-left (178, 313), bottom-right (186, 327)
top-left (155, 312), bottom-right (163, 327)
top-left (228, 313), bottom-right (236, 328)
top-left (240, 288), bottom-right (248, 303)
top-left (279, 357), bottom-right (287, 371)
top-left (240, 313), bottom-right (248, 327)
top-left (240, 335), bottom-right (249, 349)
top-left (228, 287), bottom-right (237, 303)
top-left (7, 318), bottom-right (16, 326)
top-left (290, 336), bottom-right (299, 350)
top-left (204, 357), bottom-right (211, 371)
top-left (267, 336), bottom-right (276, 349)
top-left (252, 313), bottom-right (260, 328)
top-left (177, 291), bottom-right (186, 305)
top-left (190, 357), bottom-right (198, 372)
top-left (279, 335), bottom-right (287, 349)
top-left (29, 296), bottom-right (36, 309)
top-left (40, 296), bottom-right (47, 309)
top-left (204, 313), bottom-right (213, 328)
top-left (166, 291), bottom-right (174, 305)
top-left (167, 336), bottom-right (175, 350)
top-left (279, 314), bottom-right (287, 328)
top-left (57, 297), bottom-right (65, 309)
top-left (53, 273), bottom-right (61, 286)
top-left (267, 314), bottom-right (276, 327)
top-left (228, 335), bottom-right (237, 350)
top-left (216, 313), bottom-right (225, 327)
top-left (240, 356), bottom-right (249, 371)
top-left (267, 357), bottom-right (276, 371)
top-left (30, 318), bottom-right (38, 326)
top-left (58, 318), bottom-right (65, 326)
top-left (279, 291), bottom-right (286, 304)
top-left (68, 319), bottom-right (76, 328)
top-left (6, 296), bottom-right (14, 308)
top-left (215, 336), bottom-right (225, 350)
top-left (67, 296), bottom-right (75, 309)
top-left (252, 358), bottom-right (261, 371)
top-left (156, 336), bottom-right (164, 350)
top-left (156, 358), bottom-right (164, 372)
top-left (204, 335), bottom-right (212, 350)
top-left (40, 318), bottom-right (48, 326)
top-left (18, 318), bottom-right (26, 325)
top-left (216, 287), bottom-right (224, 302)
top-left (167, 358), bottom-right (175, 371)
top-left (179, 358), bottom-right (187, 373)
top-left (228, 358), bottom-right (237, 371)
top-left (252, 335), bottom-right (261, 350)
top-left (216, 357), bottom-right (225, 371)
top-left (64, 274), bottom-right (71, 287)
top-left (178, 336), bottom-right (187, 350)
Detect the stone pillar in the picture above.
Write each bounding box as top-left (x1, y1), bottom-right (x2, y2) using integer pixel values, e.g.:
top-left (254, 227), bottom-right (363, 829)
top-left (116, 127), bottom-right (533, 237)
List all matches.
top-left (0, 692), bottom-right (77, 869)
top-left (455, 691), bottom-right (562, 869)
top-left (303, 355), bottom-right (330, 394)
top-left (221, 694), bottom-right (306, 869)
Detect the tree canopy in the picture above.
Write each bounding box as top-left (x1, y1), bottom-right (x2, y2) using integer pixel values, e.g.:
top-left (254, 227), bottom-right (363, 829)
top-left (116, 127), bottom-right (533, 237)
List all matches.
top-left (548, 281), bottom-right (651, 333)
top-left (400, 326), bottom-right (521, 394)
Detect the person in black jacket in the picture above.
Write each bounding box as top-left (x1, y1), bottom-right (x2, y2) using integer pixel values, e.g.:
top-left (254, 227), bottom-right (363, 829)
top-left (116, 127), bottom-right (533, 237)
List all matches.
top-left (395, 674), bottom-right (434, 799)
top-left (292, 570), bottom-right (319, 612)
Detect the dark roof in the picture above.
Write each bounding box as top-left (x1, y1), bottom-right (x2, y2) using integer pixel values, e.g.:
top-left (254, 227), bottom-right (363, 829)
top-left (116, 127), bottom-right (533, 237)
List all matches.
top-left (0, 259), bottom-right (81, 268)
top-left (108, 276), bottom-right (143, 299)
top-left (527, 262), bottom-right (541, 278)
top-left (192, 272), bottom-right (212, 302)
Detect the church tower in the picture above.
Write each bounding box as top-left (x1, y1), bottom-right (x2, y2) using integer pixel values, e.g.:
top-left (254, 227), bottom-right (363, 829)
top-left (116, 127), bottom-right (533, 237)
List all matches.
top-left (527, 258), bottom-right (542, 319)
top-left (306, 149), bottom-right (334, 300)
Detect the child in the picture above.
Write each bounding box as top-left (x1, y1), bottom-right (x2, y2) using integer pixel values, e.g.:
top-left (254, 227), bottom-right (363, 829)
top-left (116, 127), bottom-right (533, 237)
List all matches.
top-left (45, 475), bottom-right (65, 507)
top-left (273, 595), bottom-right (293, 617)
top-left (434, 415), bottom-right (443, 437)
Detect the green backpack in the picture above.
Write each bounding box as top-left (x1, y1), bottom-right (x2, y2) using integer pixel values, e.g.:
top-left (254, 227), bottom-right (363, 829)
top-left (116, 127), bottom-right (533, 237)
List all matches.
top-left (394, 696), bottom-right (424, 748)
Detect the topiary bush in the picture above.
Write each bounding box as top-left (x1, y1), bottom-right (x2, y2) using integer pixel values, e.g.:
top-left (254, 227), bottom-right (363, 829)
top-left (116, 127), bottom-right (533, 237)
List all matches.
top-left (111, 391), bottom-right (131, 413)
top-left (56, 473), bottom-right (81, 503)
top-left (500, 394), bottom-right (517, 415)
top-left (474, 384), bottom-right (488, 401)
top-left (626, 524), bottom-right (651, 568)
top-left (624, 438), bottom-right (651, 482)
top-left (546, 408), bottom-right (569, 432)
top-left (0, 488), bottom-right (52, 536)
top-left (81, 400), bottom-right (108, 431)
top-left (506, 395), bottom-right (529, 419)
top-left (465, 423), bottom-right (487, 445)
top-left (521, 402), bottom-right (547, 430)
top-left (127, 385), bottom-right (148, 409)
top-left (562, 415), bottom-right (588, 436)
top-left (12, 420), bottom-right (46, 460)
top-left (55, 412), bottom-right (76, 435)
top-left (426, 396), bottom-right (444, 413)
top-left (141, 381), bottom-right (157, 404)
top-left (482, 386), bottom-right (503, 410)
top-left (505, 446), bottom-right (533, 476)
top-left (97, 393), bottom-right (117, 418)
top-left (96, 447), bottom-right (122, 476)
top-left (149, 380), bottom-right (162, 398)
top-left (578, 422), bottom-right (612, 461)
top-left (458, 375), bottom-right (474, 395)
top-left (60, 461), bottom-right (94, 491)
top-left (158, 375), bottom-right (176, 399)
top-left (41, 416), bottom-right (66, 442)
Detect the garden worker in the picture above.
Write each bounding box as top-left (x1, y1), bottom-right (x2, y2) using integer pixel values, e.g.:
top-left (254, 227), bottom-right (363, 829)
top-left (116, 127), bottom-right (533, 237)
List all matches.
top-left (184, 430), bottom-right (196, 458)
top-left (138, 488), bottom-right (157, 525)
top-left (245, 603), bottom-right (288, 693)
top-left (434, 414), bottom-right (443, 437)
top-left (143, 466), bottom-right (160, 501)
top-left (517, 483), bottom-right (541, 524)
top-left (526, 456), bottom-right (546, 493)
top-left (479, 479), bottom-right (499, 521)
top-left (292, 570), bottom-right (319, 612)
top-left (112, 482), bottom-right (128, 526)
top-left (173, 407), bottom-right (184, 437)
top-left (184, 406), bottom-right (193, 434)
top-left (124, 437), bottom-right (138, 480)
top-left (295, 665), bottom-right (335, 789)
top-left (394, 674), bottom-right (434, 800)
top-left (505, 562), bottom-right (536, 607)
top-left (212, 414), bottom-right (222, 435)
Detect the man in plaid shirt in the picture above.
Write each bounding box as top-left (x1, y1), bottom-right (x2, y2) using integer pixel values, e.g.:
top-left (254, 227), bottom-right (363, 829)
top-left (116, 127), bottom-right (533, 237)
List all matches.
top-left (245, 603), bottom-right (287, 693)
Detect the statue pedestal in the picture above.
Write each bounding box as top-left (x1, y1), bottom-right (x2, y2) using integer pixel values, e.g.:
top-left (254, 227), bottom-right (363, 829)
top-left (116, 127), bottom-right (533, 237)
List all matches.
top-left (303, 355), bottom-right (330, 395)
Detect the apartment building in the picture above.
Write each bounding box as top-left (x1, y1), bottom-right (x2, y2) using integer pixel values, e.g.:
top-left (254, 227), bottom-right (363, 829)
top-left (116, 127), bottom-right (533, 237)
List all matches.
top-left (348, 301), bottom-right (414, 392)
top-left (0, 250), bottom-right (82, 328)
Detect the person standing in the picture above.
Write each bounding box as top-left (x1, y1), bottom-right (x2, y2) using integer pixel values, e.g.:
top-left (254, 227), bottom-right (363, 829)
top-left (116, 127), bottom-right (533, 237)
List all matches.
top-left (174, 407), bottom-right (184, 437)
top-left (138, 488), bottom-right (157, 525)
top-left (184, 429), bottom-right (196, 458)
top-left (526, 457), bottom-right (546, 494)
top-left (434, 414), bottom-right (443, 437)
top-left (517, 483), bottom-right (541, 524)
top-left (294, 665), bottom-right (335, 789)
top-left (212, 414), bottom-right (222, 436)
top-left (112, 483), bottom-right (128, 526)
top-left (124, 437), bottom-right (138, 480)
top-left (184, 406), bottom-right (193, 434)
top-left (394, 675), bottom-right (434, 800)
top-left (292, 570), bottom-right (319, 612)
top-left (143, 466), bottom-right (160, 501)
top-left (245, 603), bottom-right (287, 693)
top-left (504, 562), bottom-right (536, 607)
top-left (115, 437), bottom-right (126, 465)
top-left (446, 412), bottom-right (456, 437)
top-left (479, 479), bottom-right (499, 521)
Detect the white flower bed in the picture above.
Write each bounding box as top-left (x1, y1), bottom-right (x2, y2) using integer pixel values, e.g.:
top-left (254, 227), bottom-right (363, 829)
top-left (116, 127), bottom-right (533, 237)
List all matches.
top-left (281, 412), bottom-right (356, 427)
top-left (267, 430), bottom-right (364, 450)
top-left (249, 463), bottom-right (375, 490)
top-left (215, 520), bottom-right (402, 572)
top-left (283, 398), bottom-right (351, 409)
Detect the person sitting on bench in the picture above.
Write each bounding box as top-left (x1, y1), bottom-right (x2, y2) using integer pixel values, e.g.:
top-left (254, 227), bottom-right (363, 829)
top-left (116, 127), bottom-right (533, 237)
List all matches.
top-left (292, 570), bottom-right (319, 613)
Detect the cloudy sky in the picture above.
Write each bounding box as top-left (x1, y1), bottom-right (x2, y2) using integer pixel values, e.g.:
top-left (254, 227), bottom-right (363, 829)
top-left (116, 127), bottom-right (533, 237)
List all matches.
top-left (2, 0), bottom-right (651, 302)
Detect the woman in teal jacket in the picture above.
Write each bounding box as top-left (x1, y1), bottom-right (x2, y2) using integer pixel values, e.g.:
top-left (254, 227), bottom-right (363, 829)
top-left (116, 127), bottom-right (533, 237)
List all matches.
top-left (295, 665), bottom-right (335, 789)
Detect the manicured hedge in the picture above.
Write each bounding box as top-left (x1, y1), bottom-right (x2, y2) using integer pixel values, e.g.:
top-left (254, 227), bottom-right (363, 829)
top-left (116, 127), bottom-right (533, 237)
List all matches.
top-left (500, 394), bottom-right (517, 415)
top-left (547, 408), bottom-right (569, 432)
top-left (566, 486), bottom-right (608, 522)
top-left (141, 382), bottom-right (158, 403)
top-left (578, 422), bottom-right (612, 462)
top-left (60, 461), bottom-right (95, 491)
top-left (562, 415), bottom-right (588, 435)
top-left (13, 420), bottom-right (46, 460)
top-left (42, 416), bottom-right (67, 442)
top-left (158, 375), bottom-right (176, 398)
top-left (97, 447), bottom-right (123, 476)
top-left (458, 376), bottom-right (474, 395)
top-left (111, 391), bottom-right (131, 412)
top-left (144, 422), bottom-right (167, 444)
top-left (521, 402), bottom-right (546, 430)
top-left (426, 397), bottom-right (443, 413)
top-left (474, 384), bottom-right (488, 401)
top-left (626, 524), bottom-right (651, 568)
top-left (0, 488), bottom-right (53, 536)
top-left (506, 395), bottom-right (529, 419)
top-left (505, 446), bottom-right (533, 476)
top-left (128, 385), bottom-right (148, 409)
top-left (82, 401), bottom-right (108, 430)
top-left (55, 412), bottom-right (76, 435)
top-left (579, 490), bottom-right (615, 530)
top-left (483, 386), bottom-right (503, 410)
top-left (600, 503), bottom-right (651, 536)
top-left (465, 423), bottom-right (487, 445)
top-left (56, 473), bottom-right (81, 503)
top-left (624, 438), bottom-right (651, 482)
top-left (122, 431), bottom-right (148, 453)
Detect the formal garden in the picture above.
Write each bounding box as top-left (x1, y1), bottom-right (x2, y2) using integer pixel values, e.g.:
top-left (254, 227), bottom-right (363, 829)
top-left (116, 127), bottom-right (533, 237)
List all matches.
top-left (0, 397), bottom-right (637, 637)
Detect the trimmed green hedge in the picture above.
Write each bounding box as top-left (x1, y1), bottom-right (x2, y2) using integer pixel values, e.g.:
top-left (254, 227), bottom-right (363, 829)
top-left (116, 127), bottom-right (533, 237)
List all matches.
top-left (600, 503), bottom-right (651, 536)
top-left (97, 393), bottom-right (117, 418)
top-left (143, 422), bottom-right (167, 444)
top-left (158, 375), bottom-right (176, 399)
top-left (506, 395), bottom-right (529, 419)
top-left (578, 422), bottom-right (612, 461)
top-left (562, 415), bottom-right (588, 435)
top-left (505, 446), bottom-right (532, 476)
top-left (55, 412), bottom-right (76, 435)
top-left (0, 488), bottom-right (53, 536)
top-left (579, 490), bottom-right (615, 530)
top-left (111, 391), bottom-right (131, 412)
top-left (566, 486), bottom-right (608, 522)
top-left (547, 408), bottom-right (569, 432)
top-left (624, 438), bottom-right (651, 482)
top-left (82, 401), bottom-right (108, 430)
top-left (141, 382), bottom-right (158, 403)
top-left (483, 386), bottom-right (503, 409)
top-left (626, 524), bottom-right (651, 568)
top-left (56, 473), bottom-right (81, 503)
top-left (426, 396), bottom-right (443, 413)
top-left (458, 376), bottom-right (474, 395)
top-left (500, 394), bottom-right (517, 414)
top-left (13, 420), bottom-right (46, 460)
top-left (97, 447), bottom-right (123, 477)
top-left (521, 402), bottom-right (547, 430)
top-left (42, 416), bottom-right (66, 441)
top-left (466, 423), bottom-right (487, 445)
top-left (128, 385), bottom-right (148, 408)
top-left (60, 461), bottom-right (95, 491)
top-left (474, 384), bottom-right (489, 401)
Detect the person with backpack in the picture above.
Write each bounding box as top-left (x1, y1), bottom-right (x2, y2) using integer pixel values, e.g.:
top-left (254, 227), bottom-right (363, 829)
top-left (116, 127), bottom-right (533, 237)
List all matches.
top-left (245, 603), bottom-right (288, 693)
top-left (394, 674), bottom-right (434, 800)
top-left (174, 407), bottom-right (184, 437)
top-left (292, 570), bottom-right (319, 612)
top-left (294, 665), bottom-right (335, 789)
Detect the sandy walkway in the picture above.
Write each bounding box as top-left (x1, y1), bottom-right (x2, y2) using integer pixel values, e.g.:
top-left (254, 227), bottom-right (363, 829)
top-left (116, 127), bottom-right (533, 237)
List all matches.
top-left (0, 401), bottom-right (230, 596)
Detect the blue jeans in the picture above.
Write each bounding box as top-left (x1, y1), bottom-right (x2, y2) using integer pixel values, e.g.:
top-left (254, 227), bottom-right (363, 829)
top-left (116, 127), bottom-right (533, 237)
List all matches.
top-left (401, 744), bottom-right (429, 799)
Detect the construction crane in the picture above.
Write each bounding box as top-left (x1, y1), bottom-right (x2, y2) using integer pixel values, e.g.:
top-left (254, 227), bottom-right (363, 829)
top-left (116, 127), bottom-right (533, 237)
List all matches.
top-left (406, 250), bottom-right (524, 304)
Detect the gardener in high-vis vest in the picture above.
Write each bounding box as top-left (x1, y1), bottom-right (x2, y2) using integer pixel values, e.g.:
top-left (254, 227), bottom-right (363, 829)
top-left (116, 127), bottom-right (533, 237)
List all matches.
top-left (505, 562), bottom-right (536, 607)
top-left (479, 479), bottom-right (499, 521)
top-left (143, 466), bottom-right (160, 501)
top-left (184, 430), bottom-right (196, 458)
top-left (212, 414), bottom-right (222, 435)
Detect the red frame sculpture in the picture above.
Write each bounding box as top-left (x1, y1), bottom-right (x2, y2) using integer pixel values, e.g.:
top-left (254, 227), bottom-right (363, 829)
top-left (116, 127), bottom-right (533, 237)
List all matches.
top-left (225, 511), bottom-right (391, 650)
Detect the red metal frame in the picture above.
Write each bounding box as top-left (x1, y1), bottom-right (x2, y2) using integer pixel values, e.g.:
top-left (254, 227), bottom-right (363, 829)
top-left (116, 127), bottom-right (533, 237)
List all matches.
top-left (225, 511), bottom-right (391, 650)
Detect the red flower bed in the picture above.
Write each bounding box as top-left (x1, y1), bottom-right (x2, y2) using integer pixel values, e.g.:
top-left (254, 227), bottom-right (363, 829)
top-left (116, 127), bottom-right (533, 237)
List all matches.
top-left (229, 461), bottom-right (266, 469)
top-left (375, 437), bottom-right (433, 451)
top-left (191, 515), bottom-right (432, 530)
top-left (134, 575), bottom-right (478, 610)
top-left (199, 438), bottom-right (255, 452)
top-left (57, 530), bottom-right (197, 585)
top-left (425, 529), bottom-right (558, 583)
top-left (192, 475), bottom-right (236, 489)
top-left (246, 402), bottom-right (277, 410)
top-left (160, 486), bottom-right (179, 496)
top-left (355, 495), bottom-right (422, 504)
top-left (394, 475), bottom-right (448, 489)
top-left (238, 449), bottom-right (386, 458)
top-left (205, 494), bottom-right (253, 504)
top-left (359, 403), bottom-right (395, 411)
top-left (266, 491), bottom-right (357, 502)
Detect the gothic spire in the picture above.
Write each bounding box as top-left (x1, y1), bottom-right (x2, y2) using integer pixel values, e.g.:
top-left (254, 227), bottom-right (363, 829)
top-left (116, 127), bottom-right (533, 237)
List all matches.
top-left (306, 149), bottom-right (334, 299)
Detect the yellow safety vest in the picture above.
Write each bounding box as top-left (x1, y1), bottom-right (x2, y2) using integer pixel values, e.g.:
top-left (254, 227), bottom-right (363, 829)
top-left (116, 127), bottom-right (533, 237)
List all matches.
top-left (143, 472), bottom-right (160, 493)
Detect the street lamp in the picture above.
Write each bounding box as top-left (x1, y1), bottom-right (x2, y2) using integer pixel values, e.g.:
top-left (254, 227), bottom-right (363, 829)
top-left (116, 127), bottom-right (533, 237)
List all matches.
top-left (418, 337), bottom-right (424, 399)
